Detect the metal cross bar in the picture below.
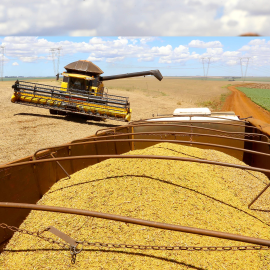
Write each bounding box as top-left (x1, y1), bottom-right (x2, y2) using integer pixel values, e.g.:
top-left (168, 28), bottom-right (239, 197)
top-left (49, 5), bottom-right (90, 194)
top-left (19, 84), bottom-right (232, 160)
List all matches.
top-left (1, 202), bottom-right (270, 247)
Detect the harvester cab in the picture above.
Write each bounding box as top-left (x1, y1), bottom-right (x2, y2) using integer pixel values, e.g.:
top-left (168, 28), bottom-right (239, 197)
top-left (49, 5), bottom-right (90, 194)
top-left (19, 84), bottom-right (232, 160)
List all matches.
top-left (61, 75), bottom-right (104, 96)
top-left (11, 60), bottom-right (163, 122)
top-left (60, 60), bottom-right (105, 97)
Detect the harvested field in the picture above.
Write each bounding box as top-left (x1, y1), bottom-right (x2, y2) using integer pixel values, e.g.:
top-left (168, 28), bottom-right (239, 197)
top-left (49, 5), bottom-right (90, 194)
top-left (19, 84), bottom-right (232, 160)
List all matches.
top-left (0, 78), bottom-right (230, 164)
top-left (1, 143), bottom-right (270, 269)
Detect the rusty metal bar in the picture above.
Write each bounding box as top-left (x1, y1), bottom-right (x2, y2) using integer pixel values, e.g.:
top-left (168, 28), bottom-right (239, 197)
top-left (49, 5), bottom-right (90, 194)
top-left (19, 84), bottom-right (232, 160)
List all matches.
top-left (131, 114), bottom-right (248, 123)
top-left (33, 136), bottom-right (270, 162)
top-left (40, 138), bottom-right (270, 167)
top-left (1, 202), bottom-right (270, 247)
top-left (95, 131), bottom-right (269, 145)
top-left (50, 153), bottom-right (71, 179)
top-left (94, 126), bottom-right (268, 143)
top-left (95, 122), bottom-right (257, 137)
top-left (2, 154), bottom-right (270, 175)
top-left (133, 118), bottom-right (266, 131)
top-left (248, 183), bottom-right (270, 209)
top-left (97, 122), bottom-right (251, 137)
top-left (130, 121), bottom-right (265, 137)
top-left (90, 130), bottom-right (270, 146)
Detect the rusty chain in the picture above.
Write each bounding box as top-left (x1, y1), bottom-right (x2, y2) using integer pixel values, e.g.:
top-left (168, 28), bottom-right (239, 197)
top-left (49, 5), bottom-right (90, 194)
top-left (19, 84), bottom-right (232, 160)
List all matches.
top-left (0, 223), bottom-right (68, 250)
top-left (2, 222), bottom-right (270, 255)
top-left (82, 241), bottom-right (270, 251)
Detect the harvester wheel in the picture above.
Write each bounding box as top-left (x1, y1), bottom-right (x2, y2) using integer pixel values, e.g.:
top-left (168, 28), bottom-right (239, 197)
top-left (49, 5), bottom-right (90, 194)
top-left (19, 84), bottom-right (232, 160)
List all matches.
top-left (57, 111), bottom-right (67, 115)
top-left (49, 109), bottom-right (67, 115)
top-left (49, 109), bottom-right (58, 115)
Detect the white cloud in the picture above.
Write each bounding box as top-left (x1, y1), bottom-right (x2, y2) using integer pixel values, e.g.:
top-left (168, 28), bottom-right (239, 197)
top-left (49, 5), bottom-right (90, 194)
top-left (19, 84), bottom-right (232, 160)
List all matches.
top-left (87, 56), bottom-right (103, 62)
top-left (89, 37), bottom-right (105, 44)
top-left (235, 0), bottom-right (270, 16)
top-left (174, 45), bottom-right (189, 54)
top-left (87, 53), bottom-right (103, 62)
top-left (12, 62), bottom-right (19, 66)
top-left (223, 51), bottom-right (240, 57)
top-left (248, 39), bottom-right (266, 46)
top-left (150, 45), bottom-right (173, 56)
top-left (69, 29), bottom-right (97, 36)
top-left (0, 0), bottom-right (269, 35)
top-left (19, 56), bottom-right (40, 62)
top-left (140, 37), bottom-right (156, 44)
top-left (113, 37), bottom-right (129, 47)
top-left (2, 36), bottom-right (270, 71)
top-left (226, 60), bottom-right (238, 66)
top-left (206, 48), bottom-right (223, 55)
top-left (188, 40), bottom-right (223, 48)
top-left (106, 56), bottom-right (125, 63)
top-left (236, 38), bottom-right (270, 67)
top-left (138, 56), bottom-right (154, 62)
top-left (239, 45), bottom-right (251, 51)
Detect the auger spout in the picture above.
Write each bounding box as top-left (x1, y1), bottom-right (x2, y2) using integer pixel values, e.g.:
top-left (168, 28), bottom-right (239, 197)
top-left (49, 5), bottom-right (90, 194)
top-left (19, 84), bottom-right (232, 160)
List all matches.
top-left (100, 70), bottom-right (163, 81)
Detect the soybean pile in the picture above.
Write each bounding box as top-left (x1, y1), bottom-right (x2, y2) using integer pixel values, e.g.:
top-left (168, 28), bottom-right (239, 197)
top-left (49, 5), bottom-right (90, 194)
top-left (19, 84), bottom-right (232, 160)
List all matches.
top-left (1, 143), bottom-right (270, 269)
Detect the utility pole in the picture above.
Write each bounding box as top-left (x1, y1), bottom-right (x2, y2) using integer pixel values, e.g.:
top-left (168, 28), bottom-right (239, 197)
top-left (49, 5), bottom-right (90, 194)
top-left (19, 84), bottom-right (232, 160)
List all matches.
top-left (244, 57), bottom-right (250, 82)
top-left (201, 57), bottom-right (206, 80)
top-left (50, 46), bottom-right (62, 80)
top-left (239, 58), bottom-right (243, 79)
top-left (0, 45), bottom-right (5, 81)
top-left (50, 48), bottom-right (56, 76)
top-left (201, 57), bottom-right (211, 80)
top-left (206, 57), bottom-right (211, 80)
top-left (239, 57), bottom-right (251, 82)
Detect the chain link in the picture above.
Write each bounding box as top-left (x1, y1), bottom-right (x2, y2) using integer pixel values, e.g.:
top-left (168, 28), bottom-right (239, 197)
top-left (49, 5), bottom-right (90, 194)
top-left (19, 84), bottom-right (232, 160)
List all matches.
top-left (0, 223), bottom-right (68, 249)
top-left (70, 246), bottom-right (77, 264)
top-left (82, 240), bottom-right (270, 251)
top-left (1, 222), bottom-right (270, 257)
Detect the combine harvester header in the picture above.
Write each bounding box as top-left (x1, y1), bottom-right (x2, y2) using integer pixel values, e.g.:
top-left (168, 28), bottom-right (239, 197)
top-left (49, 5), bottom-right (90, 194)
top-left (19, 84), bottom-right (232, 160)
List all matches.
top-left (11, 60), bottom-right (163, 122)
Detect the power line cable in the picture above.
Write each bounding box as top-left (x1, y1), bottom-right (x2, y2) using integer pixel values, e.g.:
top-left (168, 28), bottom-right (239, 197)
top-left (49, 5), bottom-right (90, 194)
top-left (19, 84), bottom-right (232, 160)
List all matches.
top-left (0, 45), bottom-right (5, 81)
top-left (239, 57), bottom-right (251, 82)
top-left (50, 47), bottom-right (62, 80)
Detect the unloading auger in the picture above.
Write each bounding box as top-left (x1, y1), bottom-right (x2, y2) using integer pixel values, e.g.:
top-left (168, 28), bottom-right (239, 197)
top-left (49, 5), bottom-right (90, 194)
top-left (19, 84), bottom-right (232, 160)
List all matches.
top-left (11, 60), bottom-right (163, 122)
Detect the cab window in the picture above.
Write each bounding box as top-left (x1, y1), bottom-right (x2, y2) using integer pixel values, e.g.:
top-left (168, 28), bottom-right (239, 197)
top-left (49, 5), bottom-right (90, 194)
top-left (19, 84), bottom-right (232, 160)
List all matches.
top-left (69, 77), bottom-right (86, 91)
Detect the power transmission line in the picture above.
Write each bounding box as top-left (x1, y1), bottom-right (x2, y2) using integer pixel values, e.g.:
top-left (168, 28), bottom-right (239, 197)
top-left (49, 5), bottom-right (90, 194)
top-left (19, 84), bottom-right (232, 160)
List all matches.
top-left (201, 58), bottom-right (205, 80)
top-left (50, 49), bottom-right (56, 75)
top-left (239, 57), bottom-right (251, 82)
top-left (201, 57), bottom-right (211, 80)
top-left (50, 46), bottom-right (62, 80)
top-left (0, 46), bottom-right (5, 81)
top-left (206, 57), bottom-right (211, 79)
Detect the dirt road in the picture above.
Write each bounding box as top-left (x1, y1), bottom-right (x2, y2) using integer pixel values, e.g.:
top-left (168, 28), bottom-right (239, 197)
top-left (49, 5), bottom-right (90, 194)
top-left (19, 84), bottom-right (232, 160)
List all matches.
top-left (222, 85), bottom-right (270, 123)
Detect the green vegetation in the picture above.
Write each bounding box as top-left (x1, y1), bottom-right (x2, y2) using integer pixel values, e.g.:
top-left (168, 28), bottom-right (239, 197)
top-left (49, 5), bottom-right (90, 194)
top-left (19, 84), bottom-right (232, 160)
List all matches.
top-left (196, 92), bottom-right (230, 111)
top-left (172, 77), bottom-right (270, 82)
top-left (160, 91), bottom-right (167, 96)
top-left (222, 84), bottom-right (231, 88)
top-left (237, 87), bottom-right (270, 111)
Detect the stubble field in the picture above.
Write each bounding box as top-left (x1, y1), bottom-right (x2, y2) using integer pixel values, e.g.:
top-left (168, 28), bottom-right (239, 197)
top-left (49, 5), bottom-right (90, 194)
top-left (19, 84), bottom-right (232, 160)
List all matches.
top-left (0, 77), bottom-right (233, 164)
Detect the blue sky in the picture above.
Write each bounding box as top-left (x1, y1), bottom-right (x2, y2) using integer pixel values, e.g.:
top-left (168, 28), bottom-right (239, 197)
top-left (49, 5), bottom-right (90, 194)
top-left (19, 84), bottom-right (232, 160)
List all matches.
top-left (1, 36), bottom-right (270, 77)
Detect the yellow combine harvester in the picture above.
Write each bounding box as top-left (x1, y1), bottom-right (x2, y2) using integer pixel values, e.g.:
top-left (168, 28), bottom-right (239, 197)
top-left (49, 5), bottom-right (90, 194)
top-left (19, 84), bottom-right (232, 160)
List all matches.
top-left (11, 60), bottom-right (163, 122)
